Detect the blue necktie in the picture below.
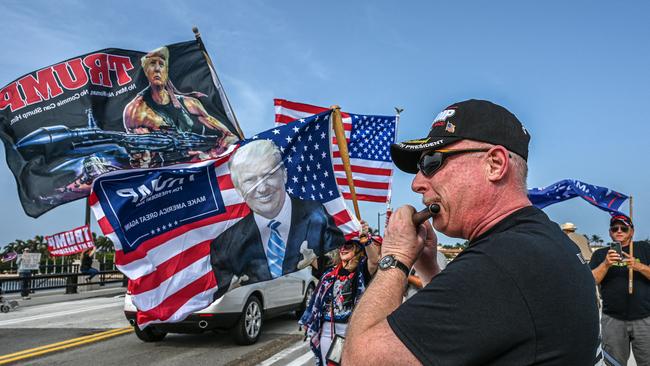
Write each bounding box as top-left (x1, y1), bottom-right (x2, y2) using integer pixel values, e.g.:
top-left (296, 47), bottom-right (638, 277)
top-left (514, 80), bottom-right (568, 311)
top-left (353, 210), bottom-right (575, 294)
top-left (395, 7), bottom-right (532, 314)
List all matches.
top-left (266, 220), bottom-right (285, 278)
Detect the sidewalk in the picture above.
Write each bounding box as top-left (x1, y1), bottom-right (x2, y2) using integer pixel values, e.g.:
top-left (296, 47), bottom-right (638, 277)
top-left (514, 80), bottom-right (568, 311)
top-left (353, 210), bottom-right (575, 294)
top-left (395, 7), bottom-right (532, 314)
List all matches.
top-left (3, 283), bottom-right (126, 308)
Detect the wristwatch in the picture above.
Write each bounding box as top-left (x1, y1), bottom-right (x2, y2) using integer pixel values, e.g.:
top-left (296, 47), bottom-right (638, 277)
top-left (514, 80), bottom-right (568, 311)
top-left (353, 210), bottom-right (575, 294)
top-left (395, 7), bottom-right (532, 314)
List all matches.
top-left (378, 255), bottom-right (410, 277)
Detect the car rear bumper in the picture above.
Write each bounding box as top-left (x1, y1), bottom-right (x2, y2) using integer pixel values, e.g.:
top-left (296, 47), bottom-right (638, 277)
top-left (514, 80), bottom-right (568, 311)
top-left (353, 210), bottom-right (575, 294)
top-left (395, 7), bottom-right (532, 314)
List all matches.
top-left (124, 311), bottom-right (241, 332)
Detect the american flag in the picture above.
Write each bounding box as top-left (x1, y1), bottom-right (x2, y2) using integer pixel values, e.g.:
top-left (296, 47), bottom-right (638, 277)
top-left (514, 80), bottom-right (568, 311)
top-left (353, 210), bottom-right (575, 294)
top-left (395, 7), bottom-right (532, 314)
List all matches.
top-left (275, 99), bottom-right (397, 203)
top-left (89, 111), bottom-right (359, 327)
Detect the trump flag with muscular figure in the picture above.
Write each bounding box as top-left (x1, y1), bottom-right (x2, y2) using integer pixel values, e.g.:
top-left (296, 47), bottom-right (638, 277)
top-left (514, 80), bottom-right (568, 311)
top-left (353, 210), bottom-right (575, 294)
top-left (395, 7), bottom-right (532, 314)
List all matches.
top-left (0, 40), bottom-right (242, 218)
top-left (90, 111), bottom-right (359, 327)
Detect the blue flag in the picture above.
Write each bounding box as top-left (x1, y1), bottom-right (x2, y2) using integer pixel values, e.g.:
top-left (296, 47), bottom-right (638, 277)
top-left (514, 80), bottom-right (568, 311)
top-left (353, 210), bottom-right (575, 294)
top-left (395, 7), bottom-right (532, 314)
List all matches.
top-left (528, 179), bottom-right (629, 216)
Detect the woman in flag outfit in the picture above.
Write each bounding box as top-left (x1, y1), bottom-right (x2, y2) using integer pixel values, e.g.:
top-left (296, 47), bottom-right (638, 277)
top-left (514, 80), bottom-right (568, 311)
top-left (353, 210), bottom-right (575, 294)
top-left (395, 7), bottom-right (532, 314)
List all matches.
top-left (299, 220), bottom-right (380, 365)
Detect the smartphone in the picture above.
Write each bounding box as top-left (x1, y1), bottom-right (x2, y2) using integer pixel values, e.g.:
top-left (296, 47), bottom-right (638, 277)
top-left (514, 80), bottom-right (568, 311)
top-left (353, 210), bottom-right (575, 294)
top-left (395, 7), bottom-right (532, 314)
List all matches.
top-left (610, 242), bottom-right (623, 257)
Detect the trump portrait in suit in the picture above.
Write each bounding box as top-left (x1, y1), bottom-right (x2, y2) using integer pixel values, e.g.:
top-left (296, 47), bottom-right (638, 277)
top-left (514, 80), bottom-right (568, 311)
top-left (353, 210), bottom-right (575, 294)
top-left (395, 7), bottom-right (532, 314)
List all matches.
top-left (210, 139), bottom-right (344, 298)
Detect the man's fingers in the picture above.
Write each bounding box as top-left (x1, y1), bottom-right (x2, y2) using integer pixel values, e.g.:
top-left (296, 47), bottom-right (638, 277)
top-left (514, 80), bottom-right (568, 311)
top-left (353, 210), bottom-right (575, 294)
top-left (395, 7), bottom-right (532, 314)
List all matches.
top-left (393, 205), bottom-right (417, 222)
top-left (416, 220), bottom-right (436, 245)
top-left (385, 205), bottom-right (416, 233)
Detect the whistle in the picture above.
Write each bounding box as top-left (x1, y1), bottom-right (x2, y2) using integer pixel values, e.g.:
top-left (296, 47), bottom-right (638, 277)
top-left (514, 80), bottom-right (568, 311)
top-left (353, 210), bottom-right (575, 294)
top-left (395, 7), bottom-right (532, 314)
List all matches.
top-left (412, 204), bottom-right (440, 226)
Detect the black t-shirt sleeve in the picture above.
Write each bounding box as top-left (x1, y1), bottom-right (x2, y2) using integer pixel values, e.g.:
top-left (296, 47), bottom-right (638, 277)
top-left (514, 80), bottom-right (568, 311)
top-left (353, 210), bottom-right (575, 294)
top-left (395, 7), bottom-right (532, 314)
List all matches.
top-left (387, 250), bottom-right (535, 366)
top-left (589, 248), bottom-right (607, 270)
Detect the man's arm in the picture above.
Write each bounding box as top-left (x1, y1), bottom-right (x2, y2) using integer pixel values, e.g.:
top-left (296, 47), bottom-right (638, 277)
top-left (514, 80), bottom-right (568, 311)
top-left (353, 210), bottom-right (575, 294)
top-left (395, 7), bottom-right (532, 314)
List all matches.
top-left (343, 206), bottom-right (427, 365)
top-left (183, 97), bottom-right (238, 144)
top-left (591, 249), bottom-right (619, 284)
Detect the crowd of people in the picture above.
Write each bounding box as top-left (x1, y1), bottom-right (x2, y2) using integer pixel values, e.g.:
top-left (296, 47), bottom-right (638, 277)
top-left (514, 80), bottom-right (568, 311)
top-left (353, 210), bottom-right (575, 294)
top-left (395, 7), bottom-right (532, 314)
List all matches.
top-left (7, 98), bottom-right (648, 366)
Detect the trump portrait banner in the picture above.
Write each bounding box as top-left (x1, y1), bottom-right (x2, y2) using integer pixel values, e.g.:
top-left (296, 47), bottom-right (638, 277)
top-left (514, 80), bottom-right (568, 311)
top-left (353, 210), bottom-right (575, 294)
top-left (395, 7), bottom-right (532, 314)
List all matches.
top-left (0, 40), bottom-right (242, 218)
top-left (90, 110), bottom-right (359, 328)
top-left (46, 225), bottom-right (95, 257)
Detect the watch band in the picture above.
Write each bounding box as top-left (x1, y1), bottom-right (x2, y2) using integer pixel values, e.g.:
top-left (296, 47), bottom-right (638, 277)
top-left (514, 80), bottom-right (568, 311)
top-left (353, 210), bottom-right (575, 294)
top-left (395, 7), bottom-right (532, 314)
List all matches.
top-left (393, 259), bottom-right (410, 277)
top-left (380, 255), bottom-right (410, 277)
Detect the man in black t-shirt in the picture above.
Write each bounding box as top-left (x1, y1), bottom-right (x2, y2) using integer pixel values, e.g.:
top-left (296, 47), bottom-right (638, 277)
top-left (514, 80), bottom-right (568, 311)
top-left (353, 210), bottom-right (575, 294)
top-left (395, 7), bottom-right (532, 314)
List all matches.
top-left (590, 215), bottom-right (650, 366)
top-left (343, 100), bottom-right (600, 365)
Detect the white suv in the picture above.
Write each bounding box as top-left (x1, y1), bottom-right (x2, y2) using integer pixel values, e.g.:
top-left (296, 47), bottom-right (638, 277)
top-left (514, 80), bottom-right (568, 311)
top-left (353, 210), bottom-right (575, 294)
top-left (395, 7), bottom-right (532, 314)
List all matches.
top-left (124, 267), bottom-right (317, 345)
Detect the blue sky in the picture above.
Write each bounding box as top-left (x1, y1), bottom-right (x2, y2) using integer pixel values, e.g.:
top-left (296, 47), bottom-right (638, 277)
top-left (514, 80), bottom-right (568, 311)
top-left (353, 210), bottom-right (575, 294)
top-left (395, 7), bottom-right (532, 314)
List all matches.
top-left (0, 0), bottom-right (649, 246)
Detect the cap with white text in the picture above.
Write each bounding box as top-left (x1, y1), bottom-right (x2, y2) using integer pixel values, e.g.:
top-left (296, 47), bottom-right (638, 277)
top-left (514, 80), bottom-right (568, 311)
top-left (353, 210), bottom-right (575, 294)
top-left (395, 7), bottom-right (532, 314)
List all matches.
top-left (390, 99), bottom-right (531, 174)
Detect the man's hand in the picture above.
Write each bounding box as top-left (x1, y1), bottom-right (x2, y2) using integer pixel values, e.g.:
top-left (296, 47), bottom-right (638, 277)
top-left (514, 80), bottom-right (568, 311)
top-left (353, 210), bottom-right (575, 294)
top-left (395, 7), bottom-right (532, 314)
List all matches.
top-left (604, 249), bottom-right (622, 267)
top-left (621, 252), bottom-right (650, 280)
top-left (297, 241), bottom-right (316, 269)
top-left (623, 252), bottom-right (647, 272)
top-left (229, 274), bottom-right (249, 290)
top-left (382, 205), bottom-right (426, 267)
top-left (413, 220), bottom-right (440, 284)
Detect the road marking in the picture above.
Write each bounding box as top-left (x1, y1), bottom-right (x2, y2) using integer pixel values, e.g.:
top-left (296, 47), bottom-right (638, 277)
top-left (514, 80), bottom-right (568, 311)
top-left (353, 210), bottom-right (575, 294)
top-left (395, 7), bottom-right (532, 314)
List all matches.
top-left (0, 327), bottom-right (133, 364)
top-left (284, 352), bottom-right (313, 366)
top-left (0, 302), bottom-right (121, 326)
top-left (257, 341), bottom-right (306, 366)
top-left (0, 327), bottom-right (129, 360)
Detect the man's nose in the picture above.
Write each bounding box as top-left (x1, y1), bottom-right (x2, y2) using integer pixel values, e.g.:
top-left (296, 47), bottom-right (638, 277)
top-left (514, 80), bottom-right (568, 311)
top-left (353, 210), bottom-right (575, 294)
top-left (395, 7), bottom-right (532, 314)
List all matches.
top-left (411, 172), bottom-right (428, 194)
top-left (255, 180), bottom-right (270, 193)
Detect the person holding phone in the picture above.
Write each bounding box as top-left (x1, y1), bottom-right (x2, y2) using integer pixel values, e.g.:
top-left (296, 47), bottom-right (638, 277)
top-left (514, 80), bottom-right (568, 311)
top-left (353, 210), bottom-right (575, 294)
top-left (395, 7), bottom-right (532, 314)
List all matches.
top-left (590, 215), bottom-right (650, 366)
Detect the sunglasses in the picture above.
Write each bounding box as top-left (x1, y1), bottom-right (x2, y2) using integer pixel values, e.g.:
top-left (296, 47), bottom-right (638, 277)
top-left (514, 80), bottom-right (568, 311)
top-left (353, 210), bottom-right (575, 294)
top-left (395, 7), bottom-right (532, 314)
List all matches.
top-left (417, 149), bottom-right (490, 177)
top-left (610, 225), bottom-right (630, 233)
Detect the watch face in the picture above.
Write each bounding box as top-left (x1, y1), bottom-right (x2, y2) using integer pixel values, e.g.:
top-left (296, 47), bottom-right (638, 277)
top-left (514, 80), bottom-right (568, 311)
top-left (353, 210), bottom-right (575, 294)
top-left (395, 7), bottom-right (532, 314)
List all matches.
top-left (379, 255), bottom-right (395, 269)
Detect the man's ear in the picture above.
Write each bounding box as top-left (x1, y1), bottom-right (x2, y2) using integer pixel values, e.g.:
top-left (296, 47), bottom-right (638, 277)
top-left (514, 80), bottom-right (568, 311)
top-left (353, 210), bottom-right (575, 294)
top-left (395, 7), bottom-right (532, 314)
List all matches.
top-left (485, 146), bottom-right (509, 182)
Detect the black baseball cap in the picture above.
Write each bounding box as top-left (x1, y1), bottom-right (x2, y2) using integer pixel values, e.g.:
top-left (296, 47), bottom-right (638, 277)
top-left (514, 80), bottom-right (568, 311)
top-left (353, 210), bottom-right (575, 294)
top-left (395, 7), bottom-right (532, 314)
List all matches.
top-left (391, 99), bottom-right (531, 174)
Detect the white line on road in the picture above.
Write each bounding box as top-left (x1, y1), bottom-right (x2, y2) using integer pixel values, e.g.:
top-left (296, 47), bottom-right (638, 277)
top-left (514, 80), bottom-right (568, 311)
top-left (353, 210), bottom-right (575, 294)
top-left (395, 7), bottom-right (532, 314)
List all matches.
top-left (0, 302), bottom-right (122, 326)
top-left (285, 352), bottom-right (313, 366)
top-left (257, 341), bottom-right (306, 366)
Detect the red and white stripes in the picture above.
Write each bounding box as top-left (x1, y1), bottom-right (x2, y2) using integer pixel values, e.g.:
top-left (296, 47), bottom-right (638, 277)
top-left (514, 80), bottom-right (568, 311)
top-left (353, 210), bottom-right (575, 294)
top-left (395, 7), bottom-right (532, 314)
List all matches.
top-left (274, 98), bottom-right (393, 203)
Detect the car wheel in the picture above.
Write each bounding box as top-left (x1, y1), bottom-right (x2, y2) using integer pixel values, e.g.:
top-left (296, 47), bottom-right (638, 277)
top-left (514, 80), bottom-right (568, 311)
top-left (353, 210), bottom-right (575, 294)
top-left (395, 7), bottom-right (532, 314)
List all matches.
top-left (232, 295), bottom-right (263, 345)
top-left (1, 305), bottom-right (10, 313)
top-left (134, 325), bottom-right (167, 342)
top-left (295, 283), bottom-right (315, 319)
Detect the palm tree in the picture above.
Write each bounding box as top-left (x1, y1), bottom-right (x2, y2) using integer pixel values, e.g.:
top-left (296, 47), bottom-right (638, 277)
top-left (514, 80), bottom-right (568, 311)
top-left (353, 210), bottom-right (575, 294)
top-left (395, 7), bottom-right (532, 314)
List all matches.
top-left (92, 233), bottom-right (114, 253)
top-left (589, 234), bottom-right (604, 246)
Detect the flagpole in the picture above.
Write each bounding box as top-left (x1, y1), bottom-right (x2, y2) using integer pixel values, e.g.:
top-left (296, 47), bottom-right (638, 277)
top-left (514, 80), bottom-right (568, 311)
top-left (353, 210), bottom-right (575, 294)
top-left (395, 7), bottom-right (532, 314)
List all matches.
top-left (331, 105), bottom-right (361, 220)
top-left (85, 197), bottom-right (91, 226)
top-left (192, 26), bottom-right (246, 139)
top-left (385, 107), bottom-right (403, 211)
top-left (629, 196), bottom-right (634, 294)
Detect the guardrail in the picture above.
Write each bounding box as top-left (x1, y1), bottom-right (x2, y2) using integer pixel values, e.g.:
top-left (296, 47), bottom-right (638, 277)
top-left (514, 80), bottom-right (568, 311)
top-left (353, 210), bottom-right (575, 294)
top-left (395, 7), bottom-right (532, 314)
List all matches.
top-left (3, 259), bottom-right (117, 274)
top-left (0, 270), bottom-right (127, 295)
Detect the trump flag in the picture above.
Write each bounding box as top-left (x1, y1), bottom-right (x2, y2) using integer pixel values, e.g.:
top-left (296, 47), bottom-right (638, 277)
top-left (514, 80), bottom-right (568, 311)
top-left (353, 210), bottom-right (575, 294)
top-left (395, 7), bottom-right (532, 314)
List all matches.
top-left (90, 110), bottom-right (358, 327)
top-left (46, 225), bottom-right (95, 257)
top-left (0, 40), bottom-right (242, 218)
top-left (528, 179), bottom-right (629, 216)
